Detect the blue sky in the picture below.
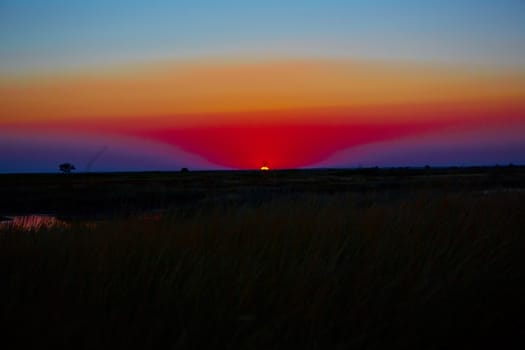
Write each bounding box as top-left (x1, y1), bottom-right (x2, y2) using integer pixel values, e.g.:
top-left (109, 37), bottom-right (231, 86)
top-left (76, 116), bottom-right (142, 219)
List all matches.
top-left (1, 0), bottom-right (525, 73)
top-left (1, 0), bottom-right (525, 172)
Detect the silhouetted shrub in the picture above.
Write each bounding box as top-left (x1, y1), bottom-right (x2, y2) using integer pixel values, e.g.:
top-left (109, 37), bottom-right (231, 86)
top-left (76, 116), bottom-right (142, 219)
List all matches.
top-left (59, 163), bottom-right (76, 174)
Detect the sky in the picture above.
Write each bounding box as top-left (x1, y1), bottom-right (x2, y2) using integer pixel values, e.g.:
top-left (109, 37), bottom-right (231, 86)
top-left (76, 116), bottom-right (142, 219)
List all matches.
top-left (1, 0), bottom-right (525, 172)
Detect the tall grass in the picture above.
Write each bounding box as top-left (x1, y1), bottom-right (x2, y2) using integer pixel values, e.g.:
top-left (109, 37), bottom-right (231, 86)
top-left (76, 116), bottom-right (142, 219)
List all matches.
top-left (1, 191), bottom-right (525, 349)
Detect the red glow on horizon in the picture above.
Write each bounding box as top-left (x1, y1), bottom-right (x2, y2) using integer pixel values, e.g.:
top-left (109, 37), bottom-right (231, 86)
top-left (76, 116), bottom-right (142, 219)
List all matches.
top-left (138, 122), bottom-right (445, 169)
top-left (5, 102), bottom-right (523, 170)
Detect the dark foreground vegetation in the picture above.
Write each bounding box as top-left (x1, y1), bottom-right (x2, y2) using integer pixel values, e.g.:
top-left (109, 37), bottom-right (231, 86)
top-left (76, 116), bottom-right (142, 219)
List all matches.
top-left (1, 167), bottom-right (525, 349)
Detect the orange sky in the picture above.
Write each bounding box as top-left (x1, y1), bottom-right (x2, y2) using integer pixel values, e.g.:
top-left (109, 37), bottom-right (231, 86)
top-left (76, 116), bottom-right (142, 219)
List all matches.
top-left (2, 59), bottom-right (525, 126)
top-left (2, 59), bottom-right (525, 169)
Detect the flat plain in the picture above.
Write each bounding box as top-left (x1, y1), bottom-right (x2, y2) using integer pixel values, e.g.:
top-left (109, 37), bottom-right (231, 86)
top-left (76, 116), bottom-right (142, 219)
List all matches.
top-left (1, 167), bottom-right (524, 349)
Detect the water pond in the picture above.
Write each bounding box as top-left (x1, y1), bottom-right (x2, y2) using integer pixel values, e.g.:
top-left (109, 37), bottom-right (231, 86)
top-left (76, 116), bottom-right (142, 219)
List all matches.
top-left (0, 214), bottom-right (68, 231)
top-left (0, 209), bottom-right (167, 231)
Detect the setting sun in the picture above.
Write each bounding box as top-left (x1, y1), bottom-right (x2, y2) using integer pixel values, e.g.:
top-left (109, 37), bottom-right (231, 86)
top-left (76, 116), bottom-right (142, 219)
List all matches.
top-left (260, 166), bottom-right (270, 171)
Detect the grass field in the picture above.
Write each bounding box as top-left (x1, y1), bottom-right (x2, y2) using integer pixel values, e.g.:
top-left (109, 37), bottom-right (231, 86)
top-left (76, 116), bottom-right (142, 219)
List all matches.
top-left (1, 168), bottom-right (525, 348)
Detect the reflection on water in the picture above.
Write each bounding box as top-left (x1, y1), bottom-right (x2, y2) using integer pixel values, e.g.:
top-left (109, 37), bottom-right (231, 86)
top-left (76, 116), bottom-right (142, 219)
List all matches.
top-left (0, 210), bottom-right (165, 231)
top-left (0, 215), bottom-right (69, 231)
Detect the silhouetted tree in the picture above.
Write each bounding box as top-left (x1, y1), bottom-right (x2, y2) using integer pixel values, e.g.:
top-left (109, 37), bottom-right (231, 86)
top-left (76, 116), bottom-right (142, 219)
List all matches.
top-left (59, 163), bottom-right (76, 174)
top-left (180, 167), bottom-right (189, 173)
